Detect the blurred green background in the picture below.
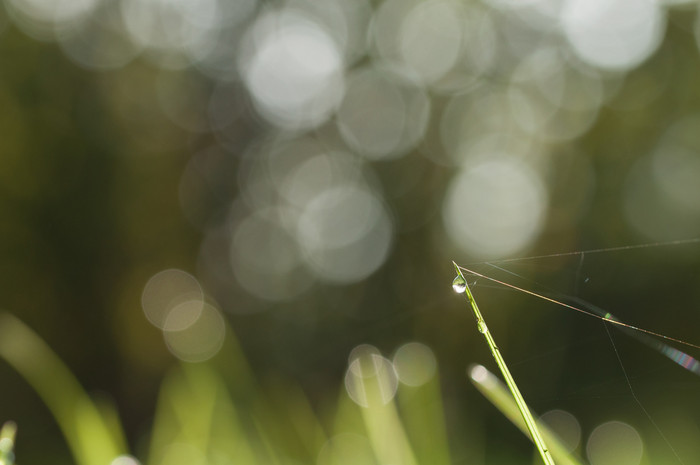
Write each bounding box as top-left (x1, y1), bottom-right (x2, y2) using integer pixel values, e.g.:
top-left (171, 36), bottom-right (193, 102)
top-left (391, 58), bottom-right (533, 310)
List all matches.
top-left (1, 0), bottom-right (700, 463)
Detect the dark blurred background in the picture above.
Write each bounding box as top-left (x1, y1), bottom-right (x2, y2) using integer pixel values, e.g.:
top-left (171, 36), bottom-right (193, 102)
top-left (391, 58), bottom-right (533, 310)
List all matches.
top-left (1, 0), bottom-right (700, 463)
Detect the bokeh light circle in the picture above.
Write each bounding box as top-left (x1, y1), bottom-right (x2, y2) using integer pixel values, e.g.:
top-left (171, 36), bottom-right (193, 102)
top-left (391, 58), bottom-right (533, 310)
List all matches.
top-left (230, 208), bottom-right (314, 301)
top-left (442, 156), bottom-right (548, 259)
top-left (58, 3), bottom-right (141, 71)
top-left (507, 49), bottom-right (603, 142)
top-left (540, 409), bottom-right (581, 452)
top-left (469, 364), bottom-right (498, 389)
top-left (398, 1), bottom-right (464, 85)
top-left (586, 420), bottom-right (643, 465)
top-left (439, 88), bottom-right (536, 167)
top-left (5, 0), bottom-right (100, 39)
top-left (561, 0), bottom-right (664, 71)
top-left (622, 118), bottom-right (700, 241)
top-left (110, 455), bottom-right (141, 465)
top-left (162, 300), bottom-right (206, 332)
top-left (275, 149), bottom-right (365, 211)
top-left (392, 342), bottom-right (437, 387)
top-left (120, 0), bottom-right (220, 68)
top-left (163, 302), bottom-right (226, 363)
top-left (240, 8), bottom-right (345, 130)
top-left (141, 269), bottom-right (204, 330)
top-left (296, 185), bottom-right (393, 284)
top-left (650, 116), bottom-right (700, 214)
top-left (188, 0), bottom-right (258, 80)
top-left (337, 67), bottom-right (430, 160)
top-left (345, 345), bottom-right (398, 407)
top-left (469, 364), bottom-right (489, 383)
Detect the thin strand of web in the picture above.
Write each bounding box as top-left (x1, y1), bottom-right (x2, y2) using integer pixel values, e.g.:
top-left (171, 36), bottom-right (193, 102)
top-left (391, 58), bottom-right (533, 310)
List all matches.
top-left (459, 260), bottom-right (693, 462)
top-left (456, 264), bottom-right (700, 351)
top-left (603, 321), bottom-right (686, 464)
top-left (479, 262), bottom-right (700, 376)
top-left (464, 237), bottom-right (700, 266)
top-left (573, 252), bottom-right (586, 295)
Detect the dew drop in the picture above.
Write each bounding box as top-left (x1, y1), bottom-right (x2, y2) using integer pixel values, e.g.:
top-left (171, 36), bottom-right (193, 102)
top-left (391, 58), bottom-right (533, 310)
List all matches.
top-left (452, 275), bottom-right (466, 293)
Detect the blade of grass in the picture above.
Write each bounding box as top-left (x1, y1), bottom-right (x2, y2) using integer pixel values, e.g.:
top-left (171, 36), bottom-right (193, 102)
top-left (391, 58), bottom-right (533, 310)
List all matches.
top-left (396, 375), bottom-right (451, 465)
top-left (360, 397), bottom-right (418, 465)
top-left (453, 263), bottom-right (555, 465)
top-left (264, 378), bottom-right (328, 459)
top-left (349, 357), bottom-right (418, 465)
top-left (147, 363), bottom-right (259, 465)
top-left (330, 385), bottom-right (368, 439)
top-left (469, 364), bottom-right (586, 465)
top-left (0, 312), bottom-right (127, 465)
top-left (0, 421), bottom-right (17, 465)
top-left (211, 325), bottom-right (303, 459)
top-left (318, 386), bottom-right (380, 465)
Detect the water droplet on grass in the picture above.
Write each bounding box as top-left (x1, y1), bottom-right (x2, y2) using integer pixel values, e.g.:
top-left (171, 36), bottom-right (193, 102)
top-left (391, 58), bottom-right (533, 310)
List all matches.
top-left (452, 275), bottom-right (466, 293)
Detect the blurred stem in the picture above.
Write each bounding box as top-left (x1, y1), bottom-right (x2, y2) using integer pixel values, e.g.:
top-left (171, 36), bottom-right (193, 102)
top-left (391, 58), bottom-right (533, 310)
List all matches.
top-left (397, 379), bottom-right (451, 465)
top-left (353, 363), bottom-right (418, 465)
top-left (469, 364), bottom-right (585, 465)
top-left (453, 263), bottom-right (555, 465)
top-left (0, 421), bottom-right (17, 465)
top-left (0, 312), bottom-right (126, 465)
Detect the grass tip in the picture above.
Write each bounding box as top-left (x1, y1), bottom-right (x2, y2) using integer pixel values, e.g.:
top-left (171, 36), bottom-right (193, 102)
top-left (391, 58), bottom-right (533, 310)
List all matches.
top-left (468, 364), bottom-right (488, 383)
top-left (0, 422), bottom-right (16, 443)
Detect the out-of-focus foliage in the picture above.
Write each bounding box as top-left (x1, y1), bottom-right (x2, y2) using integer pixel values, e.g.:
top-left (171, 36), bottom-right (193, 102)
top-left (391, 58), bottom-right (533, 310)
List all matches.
top-left (0, 312), bottom-right (458, 465)
top-left (2, 0), bottom-right (700, 463)
top-left (0, 421), bottom-right (16, 465)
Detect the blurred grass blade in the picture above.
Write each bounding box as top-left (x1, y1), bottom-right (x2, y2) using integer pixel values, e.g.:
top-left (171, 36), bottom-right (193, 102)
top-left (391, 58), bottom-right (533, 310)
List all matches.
top-left (264, 378), bottom-right (328, 458)
top-left (397, 377), bottom-right (451, 465)
top-left (0, 421), bottom-right (17, 465)
top-left (147, 323), bottom-right (321, 465)
top-left (212, 324), bottom-right (318, 462)
top-left (147, 363), bottom-right (259, 465)
top-left (331, 386), bottom-right (367, 437)
top-left (0, 312), bottom-right (126, 465)
top-left (469, 364), bottom-right (586, 465)
top-left (350, 363), bottom-right (418, 465)
top-left (360, 398), bottom-right (418, 465)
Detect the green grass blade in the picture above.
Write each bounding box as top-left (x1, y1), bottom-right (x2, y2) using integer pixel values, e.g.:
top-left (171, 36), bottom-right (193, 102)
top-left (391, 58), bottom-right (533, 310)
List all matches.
top-left (396, 376), bottom-right (451, 465)
top-left (453, 263), bottom-right (555, 465)
top-left (264, 379), bottom-right (328, 458)
top-left (147, 364), bottom-right (259, 465)
top-left (0, 312), bottom-right (126, 465)
top-left (0, 421), bottom-right (17, 465)
top-left (349, 358), bottom-right (418, 465)
top-left (469, 364), bottom-right (586, 465)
